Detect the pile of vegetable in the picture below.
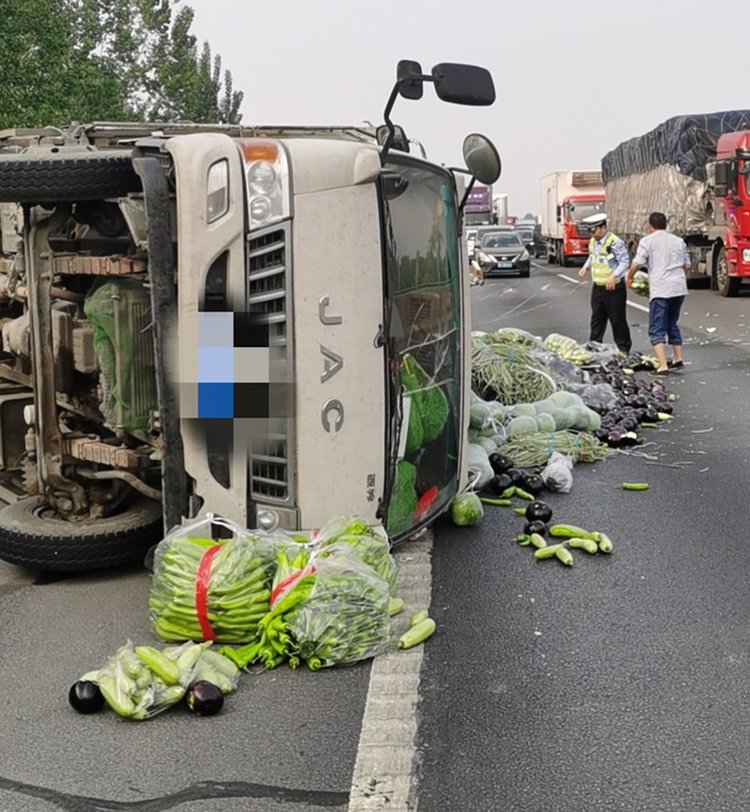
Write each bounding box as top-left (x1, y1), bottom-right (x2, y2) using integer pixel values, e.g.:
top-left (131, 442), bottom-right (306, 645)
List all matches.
top-left (507, 498), bottom-right (615, 568)
top-left (471, 331), bottom-right (563, 405)
top-left (149, 528), bottom-right (282, 644)
top-left (69, 640), bottom-right (239, 720)
top-left (463, 331), bottom-right (679, 506)
top-left (222, 543), bottom-right (392, 671)
top-left (149, 516), bottom-right (404, 672)
top-left (542, 333), bottom-right (594, 365)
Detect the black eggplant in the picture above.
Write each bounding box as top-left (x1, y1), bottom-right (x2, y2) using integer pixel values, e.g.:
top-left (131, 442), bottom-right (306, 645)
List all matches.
top-left (69, 680), bottom-right (105, 714)
top-left (525, 500), bottom-right (553, 524)
top-left (505, 468), bottom-right (526, 486)
top-left (186, 681), bottom-right (224, 716)
top-left (487, 473), bottom-right (513, 494)
top-left (488, 452), bottom-right (515, 475)
top-left (521, 473), bottom-right (545, 496)
top-left (523, 519), bottom-right (548, 536)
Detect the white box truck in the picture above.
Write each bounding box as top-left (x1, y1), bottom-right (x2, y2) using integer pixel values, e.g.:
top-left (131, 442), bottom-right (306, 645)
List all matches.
top-left (540, 171), bottom-right (605, 266)
top-left (0, 61), bottom-right (500, 570)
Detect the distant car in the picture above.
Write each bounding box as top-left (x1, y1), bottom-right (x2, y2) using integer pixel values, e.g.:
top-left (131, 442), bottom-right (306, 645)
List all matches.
top-left (515, 225), bottom-right (535, 254)
top-left (532, 224), bottom-right (545, 258)
top-left (474, 230), bottom-right (530, 277)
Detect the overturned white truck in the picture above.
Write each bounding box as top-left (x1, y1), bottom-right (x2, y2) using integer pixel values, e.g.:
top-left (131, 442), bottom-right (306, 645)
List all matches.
top-left (0, 62), bottom-right (501, 570)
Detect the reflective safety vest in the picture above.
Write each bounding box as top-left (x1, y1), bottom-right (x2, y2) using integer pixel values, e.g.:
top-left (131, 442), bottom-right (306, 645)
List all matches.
top-left (588, 231), bottom-right (620, 286)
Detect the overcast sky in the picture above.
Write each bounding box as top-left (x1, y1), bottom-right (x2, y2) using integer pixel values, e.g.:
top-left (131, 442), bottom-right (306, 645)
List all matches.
top-left (186, 0), bottom-right (750, 217)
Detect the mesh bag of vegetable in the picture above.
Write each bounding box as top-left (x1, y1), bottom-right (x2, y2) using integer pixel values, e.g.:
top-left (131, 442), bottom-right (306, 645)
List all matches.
top-left (280, 552), bottom-right (392, 670)
top-left (149, 515), bottom-right (303, 644)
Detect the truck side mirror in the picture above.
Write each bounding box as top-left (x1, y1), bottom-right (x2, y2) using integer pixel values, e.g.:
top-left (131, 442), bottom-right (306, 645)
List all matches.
top-left (431, 63), bottom-right (495, 106)
top-left (397, 60), bottom-right (424, 100)
top-left (556, 204), bottom-right (562, 222)
top-left (462, 134), bottom-right (501, 185)
top-left (376, 125), bottom-right (410, 153)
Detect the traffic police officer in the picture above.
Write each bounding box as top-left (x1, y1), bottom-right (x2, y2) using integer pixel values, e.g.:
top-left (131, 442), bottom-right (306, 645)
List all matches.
top-left (578, 212), bottom-right (632, 354)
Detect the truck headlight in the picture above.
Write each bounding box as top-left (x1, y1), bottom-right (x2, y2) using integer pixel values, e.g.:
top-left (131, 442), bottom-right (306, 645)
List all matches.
top-left (237, 139), bottom-right (291, 228)
top-left (256, 507), bottom-right (280, 532)
top-left (742, 248), bottom-right (750, 263)
top-left (247, 161), bottom-right (277, 196)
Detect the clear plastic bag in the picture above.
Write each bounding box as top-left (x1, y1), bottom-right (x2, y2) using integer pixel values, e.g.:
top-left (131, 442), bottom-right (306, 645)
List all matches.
top-left (80, 640), bottom-right (240, 719)
top-left (540, 451), bottom-right (574, 493)
top-left (149, 515), bottom-right (300, 644)
top-left (467, 443), bottom-right (494, 490)
top-left (567, 381), bottom-right (618, 412)
top-left (84, 641), bottom-right (199, 720)
top-left (283, 553), bottom-right (391, 670)
top-left (529, 348), bottom-right (582, 384)
top-left (309, 515), bottom-right (398, 595)
top-left (581, 341), bottom-right (622, 366)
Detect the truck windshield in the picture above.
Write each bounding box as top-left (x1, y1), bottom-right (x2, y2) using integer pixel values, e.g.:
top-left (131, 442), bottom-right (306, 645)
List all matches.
top-left (380, 161), bottom-right (462, 537)
top-left (569, 201), bottom-right (605, 222)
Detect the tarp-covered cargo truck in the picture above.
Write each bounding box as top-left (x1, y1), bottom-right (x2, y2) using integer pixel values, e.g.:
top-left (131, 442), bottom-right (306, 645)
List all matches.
top-left (0, 61), bottom-right (501, 570)
top-left (602, 110), bottom-right (750, 297)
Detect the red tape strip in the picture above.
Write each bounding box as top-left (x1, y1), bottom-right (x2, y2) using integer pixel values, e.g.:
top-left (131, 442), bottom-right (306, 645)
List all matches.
top-left (195, 544), bottom-right (222, 641)
top-left (270, 569), bottom-right (305, 608)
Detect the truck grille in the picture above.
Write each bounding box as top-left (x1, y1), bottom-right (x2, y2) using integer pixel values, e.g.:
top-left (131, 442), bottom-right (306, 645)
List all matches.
top-left (248, 226), bottom-right (292, 501)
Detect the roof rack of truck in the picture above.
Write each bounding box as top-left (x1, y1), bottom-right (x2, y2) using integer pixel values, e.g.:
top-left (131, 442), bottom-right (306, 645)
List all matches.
top-left (0, 122), bottom-right (380, 150)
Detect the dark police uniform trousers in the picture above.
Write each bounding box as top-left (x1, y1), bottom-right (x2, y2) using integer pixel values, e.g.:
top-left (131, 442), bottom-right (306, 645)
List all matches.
top-left (589, 281), bottom-right (631, 354)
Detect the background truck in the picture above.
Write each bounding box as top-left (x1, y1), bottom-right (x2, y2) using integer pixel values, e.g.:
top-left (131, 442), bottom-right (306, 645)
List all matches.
top-left (0, 61), bottom-right (500, 571)
top-left (540, 171), bottom-right (605, 266)
top-left (493, 193), bottom-right (508, 225)
top-left (464, 184), bottom-right (494, 226)
top-left (601, 110), bottom-right (750, 297)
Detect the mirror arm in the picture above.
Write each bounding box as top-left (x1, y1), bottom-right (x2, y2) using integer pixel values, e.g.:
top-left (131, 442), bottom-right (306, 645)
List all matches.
top-left (458, 176), bottom-right (477, 212)
top-left (381, 74), bottom-right (433, 165)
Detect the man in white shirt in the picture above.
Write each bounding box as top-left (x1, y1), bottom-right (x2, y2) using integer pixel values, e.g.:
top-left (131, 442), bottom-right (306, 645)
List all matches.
top-left (626, 212), bottom-right (690, 376)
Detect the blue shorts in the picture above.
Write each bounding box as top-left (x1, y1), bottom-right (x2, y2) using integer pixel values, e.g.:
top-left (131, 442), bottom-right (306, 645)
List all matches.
top-left (648, 296), bottom-right (685, 346)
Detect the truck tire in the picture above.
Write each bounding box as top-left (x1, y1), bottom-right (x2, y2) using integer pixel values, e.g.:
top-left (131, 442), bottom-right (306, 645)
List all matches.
top-left (715, 247), bottom-right (741, 297)
top-left (558, 245), bottom-right (570, 267)
top-left (0, 496), bottom-right (163, 572)
top-left (0, 151), bottom-right (141, 203)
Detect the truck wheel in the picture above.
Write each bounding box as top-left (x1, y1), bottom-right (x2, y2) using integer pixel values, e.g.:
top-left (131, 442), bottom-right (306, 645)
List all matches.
top-left (715, 247), bottom-right (741, 297)
top-left (0, 151), bottom-right (141, 203)
top-left (0, 496), bottom-right (163, 572)
top-left (559, 246), bottom-right (570, 267)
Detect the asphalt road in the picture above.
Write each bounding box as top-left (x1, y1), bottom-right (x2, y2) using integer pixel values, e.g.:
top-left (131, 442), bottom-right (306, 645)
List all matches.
top-left (418, 260), bottom-right (750, 811)
top-left (2, 258), bottom-right (750, 811)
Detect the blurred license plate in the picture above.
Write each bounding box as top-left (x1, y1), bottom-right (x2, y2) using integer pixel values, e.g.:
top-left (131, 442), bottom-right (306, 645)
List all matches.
top-left (498, 261), bottom-right (513, 269)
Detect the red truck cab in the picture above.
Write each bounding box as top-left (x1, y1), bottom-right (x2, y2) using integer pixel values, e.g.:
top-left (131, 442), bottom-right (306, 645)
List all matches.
top-left (560, 194), bottom-right (605, 264)
top-left (709, 130), bottom-right (750, 296)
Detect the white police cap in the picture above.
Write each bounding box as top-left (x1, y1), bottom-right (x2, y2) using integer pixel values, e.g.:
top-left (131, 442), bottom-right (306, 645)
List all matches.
top-left (582, 213), bottom-right (607, 228)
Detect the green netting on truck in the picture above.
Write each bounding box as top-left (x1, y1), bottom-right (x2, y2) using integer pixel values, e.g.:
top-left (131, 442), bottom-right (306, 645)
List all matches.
top-left (83, 277), bottom-right (157, 432)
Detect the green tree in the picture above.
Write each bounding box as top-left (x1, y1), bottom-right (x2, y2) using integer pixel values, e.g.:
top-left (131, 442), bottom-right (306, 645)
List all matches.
top-left (0, 0), bottom-right (244, 129)
top-left (0, 0), bottom-right (127, 128)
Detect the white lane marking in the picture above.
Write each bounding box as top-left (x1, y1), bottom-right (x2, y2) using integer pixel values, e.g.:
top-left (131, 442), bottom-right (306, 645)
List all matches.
top-left (627, 299), bottom-right (649, 313)
top-left (348, 531), bottom-right (432, 811)
top-left (556, 272), bottom-right (650, 312)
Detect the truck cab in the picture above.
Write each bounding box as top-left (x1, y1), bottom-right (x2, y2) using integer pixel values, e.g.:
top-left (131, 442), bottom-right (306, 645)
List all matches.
top-left (708, 130), bottom-right (750, 296)
top-left (0, 62), bottom-right (501, 570)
